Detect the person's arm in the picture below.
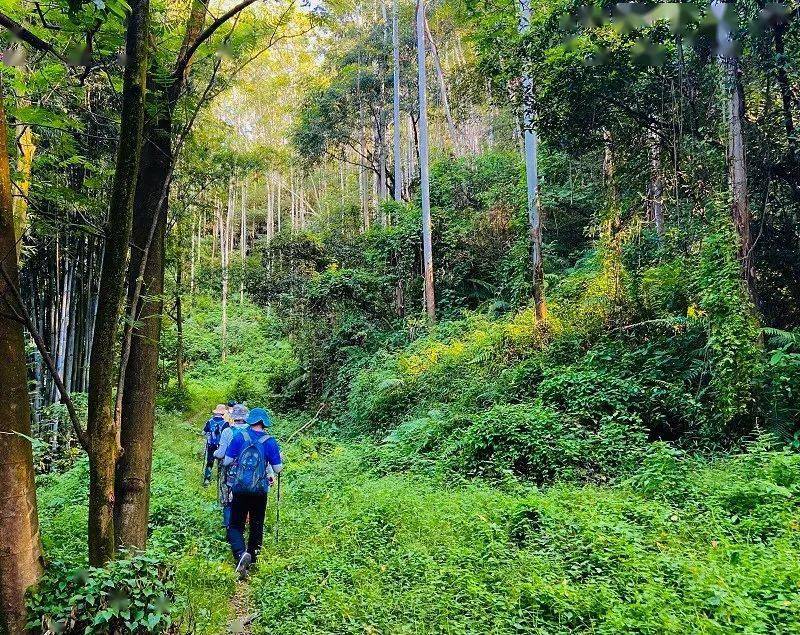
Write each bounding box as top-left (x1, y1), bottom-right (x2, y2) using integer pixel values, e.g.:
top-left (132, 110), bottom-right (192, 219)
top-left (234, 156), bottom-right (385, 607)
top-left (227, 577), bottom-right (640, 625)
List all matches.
top-left (266, 438), bottom-right (283, 474)
top-left (214, 427), bottom-right (232, 458)
top-left (223, 434), bottom-right (242, 467)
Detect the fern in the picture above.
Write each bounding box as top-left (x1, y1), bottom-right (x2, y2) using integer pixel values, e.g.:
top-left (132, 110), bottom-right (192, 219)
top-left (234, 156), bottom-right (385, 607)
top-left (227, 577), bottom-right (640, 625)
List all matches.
top-left (763, 327), bottom-right (800, 349)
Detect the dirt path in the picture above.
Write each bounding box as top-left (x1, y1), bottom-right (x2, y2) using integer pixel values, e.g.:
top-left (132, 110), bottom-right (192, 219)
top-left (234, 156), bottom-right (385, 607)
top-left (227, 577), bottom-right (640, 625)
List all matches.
top-left (228, 579), bottom-right (256, 634)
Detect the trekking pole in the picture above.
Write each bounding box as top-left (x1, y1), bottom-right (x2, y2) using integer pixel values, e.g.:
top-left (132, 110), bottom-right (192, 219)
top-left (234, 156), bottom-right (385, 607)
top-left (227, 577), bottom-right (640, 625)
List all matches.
top-left (274, 473), bottom-right (282, 545)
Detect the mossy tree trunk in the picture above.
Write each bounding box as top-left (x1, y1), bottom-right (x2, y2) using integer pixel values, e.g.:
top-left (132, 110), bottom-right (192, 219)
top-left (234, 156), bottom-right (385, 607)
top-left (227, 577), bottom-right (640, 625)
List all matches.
top-left (0, 74), bottom-right (43, 635)
top-left (87, 0), bottom-right (150, 566)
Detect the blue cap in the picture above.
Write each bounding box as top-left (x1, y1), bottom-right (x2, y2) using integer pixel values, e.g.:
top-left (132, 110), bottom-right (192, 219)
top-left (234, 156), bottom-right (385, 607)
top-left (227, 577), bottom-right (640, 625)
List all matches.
top-left (246, 407), bottom-right (272, 427)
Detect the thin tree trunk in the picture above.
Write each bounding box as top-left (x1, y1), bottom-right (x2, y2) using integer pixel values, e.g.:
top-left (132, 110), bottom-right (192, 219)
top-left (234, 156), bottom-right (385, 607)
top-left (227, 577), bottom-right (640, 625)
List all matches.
top-left (240, 179), bottom-right (246, 303)
top-left (392, 0), bottom-right (403, 201)
top-left (221, 177), bottom-right (233, 361)
top-left (424, 17), bottom-right (458, 153)
top-left (176, 263), bottom-right (185, 391)
top-left (647, 128), bottom-right (665, 235)
top-left (417, 0), bottom-right (435, 323)
top-left (0, 74), bottom-right (43, 635)
top-left (86, 0), bottom-right (150, 566)
top-left (114, 114), bottom-right (169, 551)
top-left (727, 56), bottom-right (754, 298)
top-left (712, 0), bottom-right (755, 300)
top-left (518, 0), bottom-right (545, 320)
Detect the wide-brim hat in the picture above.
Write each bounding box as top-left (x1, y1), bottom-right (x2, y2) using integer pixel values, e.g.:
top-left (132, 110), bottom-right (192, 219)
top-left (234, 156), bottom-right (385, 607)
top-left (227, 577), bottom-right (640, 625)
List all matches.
top-left (246, 407), bottom-right (272, 427)
top-left (213, 404), bottom-right (227, 415)
top-left (230, 404), bottom-right (250, 421)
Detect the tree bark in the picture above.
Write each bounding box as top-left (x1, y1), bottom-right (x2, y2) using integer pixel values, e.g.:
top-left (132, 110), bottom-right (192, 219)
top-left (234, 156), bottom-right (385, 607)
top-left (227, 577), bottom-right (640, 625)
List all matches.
top-left (114, 0), bottom-right (207, 551)
top-left (12, 125), bottom-right (35, 259)
top-left (519, 0), bottom-right (545, 320)
top-left (113, 117), bottom-right (169, 551)
top-left (392, 0), bottom-right (403, 201)
top-left (86, 0), bottom-right (149, 566)
top-left (424, 17), bottom-right (458, 154)
top-left (0, 73), bottom-right (43, 635)
top-left (727, 56), bottom-right (754, 299)
top-left (417, 0), bottom-right (435, 323)
top-left (646, 128), bottom-right (665, 235)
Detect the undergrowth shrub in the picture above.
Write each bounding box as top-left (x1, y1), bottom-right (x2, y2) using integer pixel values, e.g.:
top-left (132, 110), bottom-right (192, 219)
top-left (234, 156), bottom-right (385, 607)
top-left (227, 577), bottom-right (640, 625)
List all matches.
top-left (27, 554), bottom-right (175, 634)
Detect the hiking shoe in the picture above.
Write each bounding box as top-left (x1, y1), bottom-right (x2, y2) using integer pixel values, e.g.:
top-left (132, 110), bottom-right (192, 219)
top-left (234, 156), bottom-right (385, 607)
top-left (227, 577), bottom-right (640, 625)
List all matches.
top-left (235, 552), bottom-right (252, 579)
top-left (203, 479), bottom-right (210, 487)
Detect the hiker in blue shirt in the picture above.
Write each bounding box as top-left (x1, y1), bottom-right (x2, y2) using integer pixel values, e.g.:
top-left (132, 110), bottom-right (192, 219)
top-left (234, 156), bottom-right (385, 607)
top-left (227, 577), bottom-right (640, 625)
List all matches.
top-left (214, 404), bottom-right (249, 528)
top-left (202, 405), bottom-right (227, 486)
top-left (224, 407), bottom-right (283, 578)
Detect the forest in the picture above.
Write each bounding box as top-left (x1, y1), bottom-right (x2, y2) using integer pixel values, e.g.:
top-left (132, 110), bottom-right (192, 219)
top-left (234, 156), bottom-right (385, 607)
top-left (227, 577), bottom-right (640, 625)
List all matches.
top-left (0, 0), bottom-right (799, 632)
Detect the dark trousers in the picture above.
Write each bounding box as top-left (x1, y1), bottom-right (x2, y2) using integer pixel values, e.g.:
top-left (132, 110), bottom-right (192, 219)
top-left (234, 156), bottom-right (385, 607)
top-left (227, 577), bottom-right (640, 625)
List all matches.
top-left (227, 491), bottom-right (267, 560)
top-left (204, 444), bottom-right (217, 480)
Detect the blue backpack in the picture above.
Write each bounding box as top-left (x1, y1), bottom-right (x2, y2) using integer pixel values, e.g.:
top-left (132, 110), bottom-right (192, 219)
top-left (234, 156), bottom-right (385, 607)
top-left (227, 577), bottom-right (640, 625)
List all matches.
top-left (230, 430), bottom-right (271, 495)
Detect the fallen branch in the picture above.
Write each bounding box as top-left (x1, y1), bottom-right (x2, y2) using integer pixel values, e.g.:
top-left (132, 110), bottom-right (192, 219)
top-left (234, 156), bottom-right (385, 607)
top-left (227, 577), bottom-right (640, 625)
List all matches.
top-left (1, 263), bottom-right (88, 450)
top-left (286, 403), bottom-right (325, 442)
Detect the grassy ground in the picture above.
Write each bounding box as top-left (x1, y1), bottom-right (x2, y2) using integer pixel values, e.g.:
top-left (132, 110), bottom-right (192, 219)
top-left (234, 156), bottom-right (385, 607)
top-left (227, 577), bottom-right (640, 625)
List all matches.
top-left (34, 402), bottom-right (800, 634)
top-left (250, 437), bottom-right (800, 634)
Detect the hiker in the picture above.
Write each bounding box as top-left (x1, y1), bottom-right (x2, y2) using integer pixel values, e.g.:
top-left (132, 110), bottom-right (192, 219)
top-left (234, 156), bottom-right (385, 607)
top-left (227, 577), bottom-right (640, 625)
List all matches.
top-left (223, 401), bottom-right (236, 425)
top-left (223, 407), bottom-right (283, 577)
top-left (202, 405), bottom-right (227, 486)
top-left (214, 404), bottom-right (249, 527)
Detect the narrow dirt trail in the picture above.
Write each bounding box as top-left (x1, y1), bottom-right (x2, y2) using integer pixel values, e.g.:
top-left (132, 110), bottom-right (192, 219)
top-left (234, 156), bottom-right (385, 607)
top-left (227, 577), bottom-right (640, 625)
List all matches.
top-left (228, 579), bottom-right (255, 634)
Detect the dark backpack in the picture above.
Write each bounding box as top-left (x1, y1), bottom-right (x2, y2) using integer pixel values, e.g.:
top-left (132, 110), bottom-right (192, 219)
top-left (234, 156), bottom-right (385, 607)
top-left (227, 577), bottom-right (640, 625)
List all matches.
top-left (207, 418), bottom-right (223, 446)
top-left (230, 430), bottom-right (271, 495)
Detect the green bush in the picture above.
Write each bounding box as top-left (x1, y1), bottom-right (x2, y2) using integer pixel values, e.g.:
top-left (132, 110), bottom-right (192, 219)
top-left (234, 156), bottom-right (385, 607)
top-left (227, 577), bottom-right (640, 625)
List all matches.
top-left (27, 554), bottom-right (175, 634)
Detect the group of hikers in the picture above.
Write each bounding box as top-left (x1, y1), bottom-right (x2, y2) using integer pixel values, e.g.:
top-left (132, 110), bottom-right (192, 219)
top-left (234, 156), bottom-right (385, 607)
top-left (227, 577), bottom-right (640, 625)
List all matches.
top-left (202, 401), bottom-right (283, 578)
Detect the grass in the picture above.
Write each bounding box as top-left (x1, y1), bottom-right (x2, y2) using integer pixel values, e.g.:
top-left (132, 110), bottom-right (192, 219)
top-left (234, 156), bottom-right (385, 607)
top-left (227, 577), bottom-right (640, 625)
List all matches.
top-left (32, 383), bottom-right (800, 634)
top-left (250, 436), bottom-right (800, 634)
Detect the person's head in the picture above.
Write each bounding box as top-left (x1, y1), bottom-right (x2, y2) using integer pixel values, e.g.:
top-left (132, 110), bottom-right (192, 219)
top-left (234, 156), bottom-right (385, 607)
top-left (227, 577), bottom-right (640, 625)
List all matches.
top-left (213, 404), bottom-right (227, 418)
top-left (246, 407), bottom-right (272, 431)
top-left (227, 400), bottom-right (237, 409)
top-left (230, 404), bottom-right (249, 424)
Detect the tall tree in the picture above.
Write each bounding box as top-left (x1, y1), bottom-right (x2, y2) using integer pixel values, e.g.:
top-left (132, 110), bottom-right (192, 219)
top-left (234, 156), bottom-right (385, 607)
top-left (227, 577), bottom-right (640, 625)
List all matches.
top-left (114, 0), bottom-right (208, 551)
top-left (416, 0), bottom-right (435, 322)
top-left (86, 0), bottom-right (150, 566)
top-left (115, 0), bottom-right (266, 549)
top-left (0, 74), bottom-right (43, 635)
top-left (392, 0), bottom-right (403, 200)
top-left (712, 0), bottom-right (754, 301)
top-left (518, 0), bottom-right (545, 320)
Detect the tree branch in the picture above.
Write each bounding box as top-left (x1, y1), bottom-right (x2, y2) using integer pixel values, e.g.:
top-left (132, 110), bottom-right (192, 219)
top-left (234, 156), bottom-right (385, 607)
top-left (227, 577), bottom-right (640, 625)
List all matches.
top-left (172, 0), bottom-right (260, 82)
top-left (0, 11), bottom-right (70, 65)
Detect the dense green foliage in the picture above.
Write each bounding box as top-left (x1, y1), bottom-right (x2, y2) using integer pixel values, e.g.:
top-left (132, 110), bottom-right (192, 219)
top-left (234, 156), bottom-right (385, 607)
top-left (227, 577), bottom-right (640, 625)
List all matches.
top-left (252, 435), bottom-right (800, 634)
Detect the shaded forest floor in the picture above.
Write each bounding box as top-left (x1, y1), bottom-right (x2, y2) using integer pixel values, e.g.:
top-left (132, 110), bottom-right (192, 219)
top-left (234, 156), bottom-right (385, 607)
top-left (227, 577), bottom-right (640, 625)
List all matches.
top-left (34, 396), bottom-right (800, 634)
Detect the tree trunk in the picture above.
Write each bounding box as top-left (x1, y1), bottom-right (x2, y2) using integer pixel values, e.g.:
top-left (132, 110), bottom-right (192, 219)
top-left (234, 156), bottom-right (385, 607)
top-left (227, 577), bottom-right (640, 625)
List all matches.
top-left (519, 0), bottom-right (545, 320)
top-left (0, 74), bottom-right (43, 635)
top-left (12, 125), bottom-right (35, 259)
top-left (240, 180), bottom-right (246, 303)
top-left (176, 263), bottom-right (185, 391)
top-left (221, 177), bottom-right (233, 361)
top-left (86, 0), bottom-right (150, 566)
top-left (772, 21), bottom-right (795, 152)
top-left (113, 117), bottom-right (169, 551)
top-left (727, 56), bottom-right (754, 299)
top-left (646, 128), bottom-right (665, 235)
top-left (392, 0), bottom-right (403, 201)
top-left (711, 0), bottom-right (754, 300)
top-left (424, 17), bottom-right (458, 153)
top-left (417, 0), bottom-right (435, 323)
